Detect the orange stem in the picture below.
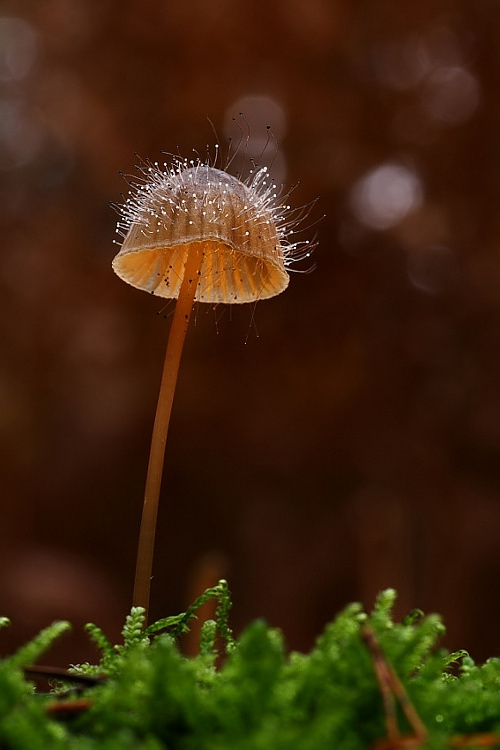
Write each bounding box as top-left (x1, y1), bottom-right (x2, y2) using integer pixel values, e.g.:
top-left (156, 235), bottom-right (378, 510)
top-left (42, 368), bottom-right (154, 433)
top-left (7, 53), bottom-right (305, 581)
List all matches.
top-left (133, 242), bottom-right (204, 618)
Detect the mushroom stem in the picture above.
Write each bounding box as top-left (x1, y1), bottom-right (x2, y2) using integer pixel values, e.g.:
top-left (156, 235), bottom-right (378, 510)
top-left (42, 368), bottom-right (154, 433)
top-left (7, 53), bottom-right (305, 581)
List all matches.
top-left (133, 242), bottom-right (204, 617)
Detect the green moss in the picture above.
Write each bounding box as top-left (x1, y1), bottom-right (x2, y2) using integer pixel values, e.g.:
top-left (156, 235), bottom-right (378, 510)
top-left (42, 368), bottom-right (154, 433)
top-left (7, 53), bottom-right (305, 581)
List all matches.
top-left (1, 585), bottom-right (500, 748)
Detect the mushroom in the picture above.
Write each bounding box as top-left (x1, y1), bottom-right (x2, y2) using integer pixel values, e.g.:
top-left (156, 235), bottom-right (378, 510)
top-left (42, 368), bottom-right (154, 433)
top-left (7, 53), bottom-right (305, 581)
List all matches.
top-left (113, 155), bottom-right (313, 619)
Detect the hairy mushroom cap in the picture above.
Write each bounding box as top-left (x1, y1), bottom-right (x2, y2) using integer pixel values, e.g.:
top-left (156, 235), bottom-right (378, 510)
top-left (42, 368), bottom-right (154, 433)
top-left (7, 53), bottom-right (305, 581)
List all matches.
top-left (113, 159), bottom-right (311, 304)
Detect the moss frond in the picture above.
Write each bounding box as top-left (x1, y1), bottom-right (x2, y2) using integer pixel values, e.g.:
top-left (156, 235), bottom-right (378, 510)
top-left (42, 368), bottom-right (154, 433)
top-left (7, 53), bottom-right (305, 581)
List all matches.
top-left (146, 578), bottom-right (235, 654)
top-left (2, 587), bottom-right (500, 748)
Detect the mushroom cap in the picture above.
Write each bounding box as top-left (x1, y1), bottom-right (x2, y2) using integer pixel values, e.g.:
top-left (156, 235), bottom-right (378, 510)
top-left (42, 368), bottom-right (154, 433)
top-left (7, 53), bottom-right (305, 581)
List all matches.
top-left (112, 164), bottom-right (290, 304)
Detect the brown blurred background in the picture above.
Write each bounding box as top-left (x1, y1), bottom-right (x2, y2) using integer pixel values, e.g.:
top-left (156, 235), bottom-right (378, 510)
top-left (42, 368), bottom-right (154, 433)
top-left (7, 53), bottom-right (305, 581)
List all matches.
top-left (1, 0), bottom-right (500, 665)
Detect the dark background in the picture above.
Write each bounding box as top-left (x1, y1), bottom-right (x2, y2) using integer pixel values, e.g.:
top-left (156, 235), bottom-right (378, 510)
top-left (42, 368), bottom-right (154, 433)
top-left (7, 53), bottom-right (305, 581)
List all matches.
top-left (1, 0), bottom-right (500, 664)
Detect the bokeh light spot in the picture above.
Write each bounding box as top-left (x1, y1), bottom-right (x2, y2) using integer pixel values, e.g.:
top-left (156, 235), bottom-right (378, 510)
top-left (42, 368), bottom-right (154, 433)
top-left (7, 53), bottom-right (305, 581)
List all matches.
top-left (350, 163), bottom-right (424, 230)
top-left (421, 66), bottom-right (480, 125)
top-left (0, 17), bottom-right (38, 82)
top-left (372, 35), bottom-right (432, 90)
